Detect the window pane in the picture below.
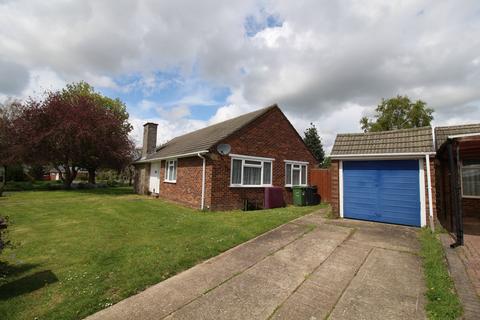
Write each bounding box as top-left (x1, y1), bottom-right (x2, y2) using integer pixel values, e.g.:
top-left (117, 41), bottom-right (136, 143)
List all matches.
top-left (232, 159), bottom-right (242, 184)
top-left (263, 162), bottom-right (271, 184)
top-left (286, 164), bottom-right (292, 185)
top-left (301, 165), bottom-right (307, 185)
top-left (292, 169), bottom-right (300, 185)
top-left (172, 161), bottom-right (177, 180)
top-left (245, 160), bottom-right (262, 166)
top-left (463, 167), bottom-right (480, 196)
top-left (243, 166), bottom-right (261, 185)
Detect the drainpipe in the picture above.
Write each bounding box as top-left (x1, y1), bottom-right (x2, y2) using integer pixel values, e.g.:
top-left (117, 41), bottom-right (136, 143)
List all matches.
top-left (197, 153), bottom-right (206, 210)
top-left (425, 155), bottom-right (434, 232)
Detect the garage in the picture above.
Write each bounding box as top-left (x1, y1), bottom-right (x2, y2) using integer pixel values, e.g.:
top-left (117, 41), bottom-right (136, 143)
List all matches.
top-left (330, 127), bottom-right (436, 228)
top-left (342, 160), bottom-right (421, 227)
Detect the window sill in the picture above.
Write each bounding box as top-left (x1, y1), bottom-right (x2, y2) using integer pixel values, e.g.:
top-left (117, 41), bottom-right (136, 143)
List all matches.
top-left (164, 180), bottom-right (177, 184)
top-left (285, 185), bottom-right (308, 188)
top-left (230, 185), bottom-right (273, 188)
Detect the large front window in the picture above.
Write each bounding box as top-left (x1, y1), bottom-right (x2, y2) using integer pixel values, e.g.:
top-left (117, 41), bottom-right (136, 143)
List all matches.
top-left (230, 156), bottom-right (273, 187)
top-left (462, 160), bottom-right (480, 197)
top-left (165, 159), bottom-right (177, 183)
top-left (285, 161), bottom-right (307, 186)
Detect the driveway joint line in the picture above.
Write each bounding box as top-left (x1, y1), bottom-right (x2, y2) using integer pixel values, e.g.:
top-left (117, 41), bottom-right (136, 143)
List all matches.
top-left (160, 221), bottom-right (318, 319)
top-left (325, 245), bottom-right (374, 320)
top-left (267, 226), bottom-right (356, 320)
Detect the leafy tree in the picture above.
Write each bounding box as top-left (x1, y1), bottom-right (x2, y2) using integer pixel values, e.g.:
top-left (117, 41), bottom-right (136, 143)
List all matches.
top-left (0, 100), bottom-right (25, 195)
top-left (360, 95), bottom-right (434, 132)
top-left (303, 123), bottom-right (325, 165)
top-left (11, 83), bottom-right (134, 188)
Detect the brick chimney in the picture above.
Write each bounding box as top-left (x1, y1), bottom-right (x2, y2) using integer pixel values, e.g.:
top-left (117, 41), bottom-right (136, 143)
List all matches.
top-left (142, 122), bottom-right (158, 157)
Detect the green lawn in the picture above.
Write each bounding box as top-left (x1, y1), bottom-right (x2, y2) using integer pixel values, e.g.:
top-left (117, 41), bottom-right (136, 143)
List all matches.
top-left (0, 188), bottom-right (323, 320)
top-left (419, 228), bottom-right (463, 320)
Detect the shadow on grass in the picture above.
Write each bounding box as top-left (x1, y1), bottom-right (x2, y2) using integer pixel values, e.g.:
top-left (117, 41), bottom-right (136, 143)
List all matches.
top-left (0, 270), bottom-right (58, 300)
top-left (0, 262), bottom-right (39, 279)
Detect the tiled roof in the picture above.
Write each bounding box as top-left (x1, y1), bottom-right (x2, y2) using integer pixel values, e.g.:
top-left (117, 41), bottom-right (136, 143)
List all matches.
top-left (144, 105), bottom-right (277, 160)
top-left (331, 126), bottom-right (434, 156)
top-left (435, 123), bottom-right (480, 150)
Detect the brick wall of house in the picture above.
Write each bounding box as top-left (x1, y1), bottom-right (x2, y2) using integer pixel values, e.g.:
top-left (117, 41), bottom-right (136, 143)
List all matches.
top-left (330, 160), bottom-right (340, 218)
top-left (156, 156), bottom-right (213, 209)
top-left (209, 107), bottom-right (317, 211)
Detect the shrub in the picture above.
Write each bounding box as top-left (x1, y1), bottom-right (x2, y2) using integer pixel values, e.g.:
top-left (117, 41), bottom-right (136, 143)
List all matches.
top-left (0, 216), bottom-right (9, 254)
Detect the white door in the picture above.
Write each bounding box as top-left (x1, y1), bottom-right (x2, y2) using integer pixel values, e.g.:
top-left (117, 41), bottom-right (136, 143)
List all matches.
top-left (149, 162), bottom-right (161, 194)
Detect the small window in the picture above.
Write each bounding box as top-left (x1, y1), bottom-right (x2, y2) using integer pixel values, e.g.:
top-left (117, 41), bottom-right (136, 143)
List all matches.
top-left (165, 159), bottom-right (177, 183)
top-left (230, 156), bottom-right (273, 187)
top-left (285, 161), bottom-right (308, 186)
top-left (462, 160), bottom-right (480, 197)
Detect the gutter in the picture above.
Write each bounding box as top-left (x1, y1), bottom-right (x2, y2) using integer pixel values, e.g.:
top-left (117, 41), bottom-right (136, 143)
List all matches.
top-left (197, 153), bottom-right (206, 210)
top-left (135, 150), bottom-right (209, 164)
top-left (330, 152), bottom-right (436, 159)
top-left (425, 155), bottom-right (435, 231)
top-left (448, 132), bottom-right (480, 139)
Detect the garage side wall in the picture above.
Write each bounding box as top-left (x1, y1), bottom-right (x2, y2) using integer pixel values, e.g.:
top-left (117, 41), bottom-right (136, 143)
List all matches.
top-left (331, 160), bottom-right (340, 218)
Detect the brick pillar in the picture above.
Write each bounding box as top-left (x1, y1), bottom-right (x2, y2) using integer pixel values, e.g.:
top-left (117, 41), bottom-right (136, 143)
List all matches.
top-left (331, 160), bottom-right (340, 217)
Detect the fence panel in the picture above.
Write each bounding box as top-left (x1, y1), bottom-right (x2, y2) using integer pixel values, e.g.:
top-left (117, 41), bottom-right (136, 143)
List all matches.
top-left (311, 168), bottom-right (332, 203)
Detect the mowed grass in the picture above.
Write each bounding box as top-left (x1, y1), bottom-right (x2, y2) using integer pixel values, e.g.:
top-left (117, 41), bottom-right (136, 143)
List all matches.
top-left (0, 188), bottom-right (324, 320)
top-left (419, 228), bottom-right (463, 320)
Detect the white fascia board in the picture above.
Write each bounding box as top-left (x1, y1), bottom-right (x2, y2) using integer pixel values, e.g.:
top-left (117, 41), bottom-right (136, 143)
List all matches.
top-left (448, 133), bottom-right (480, 139)
top-left (330, 152), bottom-right (436, 160)
top-left (229, 153), bottom-right (275, 161)
top-left (135, 150), bottom-right (209, 163)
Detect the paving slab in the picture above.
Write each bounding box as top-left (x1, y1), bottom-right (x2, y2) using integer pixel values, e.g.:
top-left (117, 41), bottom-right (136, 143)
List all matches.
top-left (85, 221), bottom-right (311, 320)
top-left (328, 247), bottom-right (425, 320)
top-left (271, 242), bottom-right (372, 320)
top-left (326, 219), bottom-right (421, 253)
top-left (165, 224), bottom-right (352, 320)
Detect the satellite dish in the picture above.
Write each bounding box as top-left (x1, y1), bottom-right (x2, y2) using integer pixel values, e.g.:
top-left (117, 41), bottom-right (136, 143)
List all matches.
top-left (217, 144), bottom-right (231, 155)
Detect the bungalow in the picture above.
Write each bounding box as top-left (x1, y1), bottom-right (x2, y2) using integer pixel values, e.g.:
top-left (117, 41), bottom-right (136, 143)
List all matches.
top-left (329, 124), bottom-right (480, 246)
top-left (133, 105), bottom-right (317, 210)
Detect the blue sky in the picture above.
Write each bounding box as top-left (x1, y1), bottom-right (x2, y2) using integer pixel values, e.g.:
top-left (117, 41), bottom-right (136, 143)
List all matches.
top-left (1, 1), bottom-right (480, 150)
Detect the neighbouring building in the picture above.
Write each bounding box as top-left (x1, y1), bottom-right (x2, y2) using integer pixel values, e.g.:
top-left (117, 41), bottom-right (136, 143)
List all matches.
top-left (329, 124), bottom-right (480, 246)
top-left (133, 105), bottom-right (317, 211)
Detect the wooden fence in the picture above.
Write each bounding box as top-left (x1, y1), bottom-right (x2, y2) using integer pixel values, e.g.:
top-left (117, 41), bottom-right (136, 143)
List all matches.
top-left (310, 168), bottom-right (332, 203)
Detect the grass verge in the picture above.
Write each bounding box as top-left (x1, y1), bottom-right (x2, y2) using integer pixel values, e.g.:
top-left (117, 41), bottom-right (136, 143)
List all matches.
top-left (419, 227), bottom-right (463, 320)
top-left (0, 187), bottom-right (324, 320)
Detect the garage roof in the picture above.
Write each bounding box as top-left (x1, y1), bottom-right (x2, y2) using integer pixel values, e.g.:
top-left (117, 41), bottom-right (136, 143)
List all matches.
top-left (331, 126), bottom-right (434, 156)
top-left (434, 123), bottom-right (480, 150)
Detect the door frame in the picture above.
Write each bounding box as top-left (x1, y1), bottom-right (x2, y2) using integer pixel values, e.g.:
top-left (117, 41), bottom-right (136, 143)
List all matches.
top-left (339, 158), bottom-right (427, 227)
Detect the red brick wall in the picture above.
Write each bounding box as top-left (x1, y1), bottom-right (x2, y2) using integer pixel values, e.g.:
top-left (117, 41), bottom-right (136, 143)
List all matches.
top-left (209, 107), bottom-right (317, 210)
top-left (423, 156), bottom-right (437, 227)
top-left (463, 198), bottom-right (480, 217)
top-left (330, 160), bottom-right (340, 217)
top-left (157, 157), bottom-right (213, 209)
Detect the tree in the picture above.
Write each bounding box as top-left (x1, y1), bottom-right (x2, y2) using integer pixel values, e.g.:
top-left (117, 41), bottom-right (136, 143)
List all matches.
top-left (0, 100), bottom-right (24, 196)
top-left (360, 95), bottom-right (434, 132)
top-left (12, 83), bottom-right (134, 188)
top-left (58, 82), bottom-right (133, 184)
top-left (303, 123), bottom-right (325, 165)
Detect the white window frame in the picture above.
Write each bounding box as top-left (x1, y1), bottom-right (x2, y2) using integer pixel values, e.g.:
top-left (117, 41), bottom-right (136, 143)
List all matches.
top-left (284, 160), bottom-right (308, 187)
top-left (461, 160), bottom-right (480, 199)
top-left (229, 154), bottom-right (274, 188)
top-left (164, 159), bottom-right (177, 183)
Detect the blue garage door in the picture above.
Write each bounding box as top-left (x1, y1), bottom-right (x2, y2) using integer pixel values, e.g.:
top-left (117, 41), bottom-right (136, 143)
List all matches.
top-left (343, 160), bottom-right (421, 227)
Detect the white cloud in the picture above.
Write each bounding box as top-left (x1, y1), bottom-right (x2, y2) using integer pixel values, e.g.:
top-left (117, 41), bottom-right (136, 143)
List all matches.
top-left (1, 0), bottom-right (480, 151)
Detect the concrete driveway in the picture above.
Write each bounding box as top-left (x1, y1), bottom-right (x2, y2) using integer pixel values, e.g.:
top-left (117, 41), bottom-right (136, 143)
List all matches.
top-left (86, 211), bottom-right (425, 320)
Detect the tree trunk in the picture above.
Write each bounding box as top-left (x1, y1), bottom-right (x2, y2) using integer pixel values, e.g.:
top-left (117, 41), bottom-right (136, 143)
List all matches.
top-left (0, 165), bottom-right (5, 197)
top-left (62, 166), bottom-right (78, 189)
top-left (88, 168), bottom-right (96, 184)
